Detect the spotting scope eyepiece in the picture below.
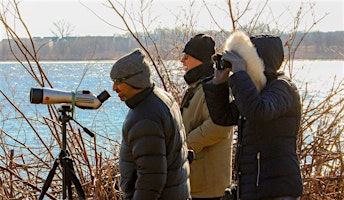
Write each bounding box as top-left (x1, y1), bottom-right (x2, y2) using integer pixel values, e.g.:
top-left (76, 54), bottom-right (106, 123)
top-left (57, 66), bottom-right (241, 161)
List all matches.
top-left (30, 88), bottom-right (111, 109)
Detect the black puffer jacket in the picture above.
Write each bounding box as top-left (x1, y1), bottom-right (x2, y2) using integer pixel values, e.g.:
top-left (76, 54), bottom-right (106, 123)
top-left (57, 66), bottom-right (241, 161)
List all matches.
top-left (203, 32), bottom-right (303, 199)
top-left (119, 85), bottom-right (191, 200)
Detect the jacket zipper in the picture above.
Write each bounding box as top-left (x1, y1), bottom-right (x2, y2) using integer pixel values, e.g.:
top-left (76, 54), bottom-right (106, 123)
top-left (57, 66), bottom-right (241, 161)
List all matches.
top-left (256, 152), bottom-right (261, 187)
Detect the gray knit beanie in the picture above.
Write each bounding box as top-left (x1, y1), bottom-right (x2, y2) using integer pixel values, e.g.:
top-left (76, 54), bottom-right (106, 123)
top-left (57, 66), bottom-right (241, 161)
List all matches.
top-left (110, 49), bottom-right (152, 89)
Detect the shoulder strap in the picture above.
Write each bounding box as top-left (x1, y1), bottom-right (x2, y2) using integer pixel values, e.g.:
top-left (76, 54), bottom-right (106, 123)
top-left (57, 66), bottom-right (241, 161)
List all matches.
top-left (180, 81), bottom-right (202, 112)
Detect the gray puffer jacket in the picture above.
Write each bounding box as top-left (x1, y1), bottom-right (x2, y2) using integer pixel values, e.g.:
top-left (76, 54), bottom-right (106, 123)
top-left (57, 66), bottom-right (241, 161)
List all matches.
top-left (119, 85), bottom-right (191, 200)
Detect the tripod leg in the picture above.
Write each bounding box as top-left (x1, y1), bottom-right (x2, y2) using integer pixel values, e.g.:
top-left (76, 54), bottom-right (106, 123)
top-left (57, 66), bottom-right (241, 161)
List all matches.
top-left (65, 158), bottom-right (86, 199)
top-left (38, 158), bottom-right (60, 200)
top-left (60, 152), bottom-right (74, 200)
top-left (64, 163), bottom-right (73, 200)
top-left (67, 178), bottom-right (73, 200)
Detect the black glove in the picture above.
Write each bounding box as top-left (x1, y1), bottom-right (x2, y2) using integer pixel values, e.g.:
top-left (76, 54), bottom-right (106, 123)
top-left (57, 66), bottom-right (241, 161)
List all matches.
top-left (212, 68), bottom-right (231, 84)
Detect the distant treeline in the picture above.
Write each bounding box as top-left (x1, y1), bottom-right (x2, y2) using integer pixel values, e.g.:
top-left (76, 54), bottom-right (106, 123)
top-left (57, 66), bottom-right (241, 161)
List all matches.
top-left (0, 30), bottom-right (343, 61)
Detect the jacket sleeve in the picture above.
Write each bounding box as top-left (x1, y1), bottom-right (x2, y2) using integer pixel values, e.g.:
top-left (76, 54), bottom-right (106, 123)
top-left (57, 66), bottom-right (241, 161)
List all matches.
top-left (128, 119), bottom-right (167, 200)
top-left (187, 111), bottom-right (231, 153)
top-left (229, 71), bottom-right (294, 122)
top-left (202, 81), bottom-right (240, 126)
top-left (187, 86), bottom-right (237, 153)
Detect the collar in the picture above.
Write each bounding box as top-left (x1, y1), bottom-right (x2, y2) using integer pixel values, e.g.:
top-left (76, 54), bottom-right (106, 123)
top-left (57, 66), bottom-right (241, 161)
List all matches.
top-left (183, 62), bottom-right (214, 85)
top-left (125, 84), bottom-right (154, 109)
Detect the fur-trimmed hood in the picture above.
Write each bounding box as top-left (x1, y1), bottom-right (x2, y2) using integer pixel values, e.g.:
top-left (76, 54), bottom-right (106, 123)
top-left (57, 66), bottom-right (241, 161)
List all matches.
top-left (224, 30), bottom-right (284, 91)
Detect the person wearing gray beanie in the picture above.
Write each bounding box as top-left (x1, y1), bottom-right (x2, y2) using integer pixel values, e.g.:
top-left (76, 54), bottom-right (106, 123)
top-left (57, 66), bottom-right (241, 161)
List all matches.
top-left (110, 48), bottom-right (152, 89)
top-left (110, 49), bottom-right (191, 200)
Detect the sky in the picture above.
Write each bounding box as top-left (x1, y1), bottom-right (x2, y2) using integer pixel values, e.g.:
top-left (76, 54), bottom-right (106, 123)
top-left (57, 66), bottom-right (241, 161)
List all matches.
top-left (0, 0), bottom-right (343, 40)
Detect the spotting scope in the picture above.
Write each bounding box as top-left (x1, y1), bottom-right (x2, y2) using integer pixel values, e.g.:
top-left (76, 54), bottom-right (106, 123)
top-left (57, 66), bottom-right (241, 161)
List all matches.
top-left (30, 88), bottom-right (110, 109)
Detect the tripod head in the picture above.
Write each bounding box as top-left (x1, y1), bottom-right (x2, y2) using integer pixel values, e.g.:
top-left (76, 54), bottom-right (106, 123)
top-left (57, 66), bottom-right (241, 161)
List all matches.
top-left (59, 104), bottom-right (73, 113)
top-left (58, 104), bottom-right (95, 138)
top-left (58, 105), bottom-right (72, 123)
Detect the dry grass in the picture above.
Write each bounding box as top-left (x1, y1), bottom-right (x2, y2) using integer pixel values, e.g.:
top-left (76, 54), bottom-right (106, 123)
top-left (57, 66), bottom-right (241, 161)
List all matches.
top-left (0, 99), bottom-right (123, 199)
top-left (298, 80), bottom-right (344, 200)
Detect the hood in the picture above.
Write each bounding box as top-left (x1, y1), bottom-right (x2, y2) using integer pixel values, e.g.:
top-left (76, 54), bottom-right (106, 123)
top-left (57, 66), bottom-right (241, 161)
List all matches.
top-left (224, 30), bottom-right (266, 92)
top-left (250, 34), bottom-right (284, 76)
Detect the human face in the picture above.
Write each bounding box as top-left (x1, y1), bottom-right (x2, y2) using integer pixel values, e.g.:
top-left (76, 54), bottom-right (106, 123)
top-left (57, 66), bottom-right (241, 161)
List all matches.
top-left (180, 53), bottom-right (202, 72)
top-left (111, 71), bottom-right (144, 101)
top-left (112, 82), bottom-right (142, 101)
top-left (111, 71), bottom-right (143, 85)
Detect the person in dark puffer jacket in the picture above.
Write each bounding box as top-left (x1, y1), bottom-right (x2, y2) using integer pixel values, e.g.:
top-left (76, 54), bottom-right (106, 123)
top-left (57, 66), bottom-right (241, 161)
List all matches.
top-left (110, 49), bottom-right (191, 200)
top-left (202, 30), bottom-right (303, 200)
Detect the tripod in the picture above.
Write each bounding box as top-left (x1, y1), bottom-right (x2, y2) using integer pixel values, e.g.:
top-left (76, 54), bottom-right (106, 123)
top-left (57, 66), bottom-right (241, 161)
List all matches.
top-left (39, 105), bottom-right (88, 200)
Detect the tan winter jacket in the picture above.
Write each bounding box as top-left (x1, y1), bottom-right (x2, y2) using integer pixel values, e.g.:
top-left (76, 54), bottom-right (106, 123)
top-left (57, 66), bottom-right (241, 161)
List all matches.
top-left (181, 75), bottom-right (234, 198)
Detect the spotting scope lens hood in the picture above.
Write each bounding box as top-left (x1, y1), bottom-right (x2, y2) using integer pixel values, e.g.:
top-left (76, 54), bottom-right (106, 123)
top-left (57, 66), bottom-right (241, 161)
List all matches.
top-left (30, 88), bottom-right (44, 104)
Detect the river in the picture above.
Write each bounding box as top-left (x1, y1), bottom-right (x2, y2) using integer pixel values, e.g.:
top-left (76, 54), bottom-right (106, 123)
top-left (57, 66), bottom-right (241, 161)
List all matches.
top-left (0, 60), bottom-right (343, 150)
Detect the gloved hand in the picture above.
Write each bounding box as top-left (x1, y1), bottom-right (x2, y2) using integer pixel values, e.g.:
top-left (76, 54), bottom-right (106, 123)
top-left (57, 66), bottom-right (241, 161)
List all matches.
top-left (212, 68), bottom-right (231, 84)
top-left (221, 51), bottom-right (246, 73)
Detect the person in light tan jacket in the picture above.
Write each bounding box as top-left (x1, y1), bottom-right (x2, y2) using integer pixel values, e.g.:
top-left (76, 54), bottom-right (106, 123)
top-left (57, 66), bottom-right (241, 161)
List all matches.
top-left (180, 34), bottom-right (234, 200)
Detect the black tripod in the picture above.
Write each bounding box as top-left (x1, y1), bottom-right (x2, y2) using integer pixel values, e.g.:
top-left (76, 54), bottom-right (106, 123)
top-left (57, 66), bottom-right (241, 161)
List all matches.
top-left (39, 105), bottom-right (93, 200)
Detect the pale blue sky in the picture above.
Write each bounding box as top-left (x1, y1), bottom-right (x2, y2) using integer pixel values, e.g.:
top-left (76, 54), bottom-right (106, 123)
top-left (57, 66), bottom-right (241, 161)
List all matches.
top-left (1, 0), bottom-right (343, 40)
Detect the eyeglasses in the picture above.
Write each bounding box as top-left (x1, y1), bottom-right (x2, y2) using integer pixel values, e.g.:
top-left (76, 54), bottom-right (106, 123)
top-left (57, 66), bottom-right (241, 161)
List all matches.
top-left (112, 70), bottom-right (143, 85)
top-left (182, 53), bottom-right (189, 60)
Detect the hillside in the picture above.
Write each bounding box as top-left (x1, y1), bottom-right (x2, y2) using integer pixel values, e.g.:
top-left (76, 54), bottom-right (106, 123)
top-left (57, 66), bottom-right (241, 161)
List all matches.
top-left (0, 31), bottom-right (343, 61)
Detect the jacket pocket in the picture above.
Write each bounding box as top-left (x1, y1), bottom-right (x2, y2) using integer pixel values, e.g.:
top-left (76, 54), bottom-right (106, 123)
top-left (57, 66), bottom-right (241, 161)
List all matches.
top-left (190, 158), bottom-right (207, 192)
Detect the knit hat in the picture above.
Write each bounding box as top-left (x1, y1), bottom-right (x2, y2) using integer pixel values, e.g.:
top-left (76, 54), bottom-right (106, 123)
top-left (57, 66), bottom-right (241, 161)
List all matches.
top-left (110, 49), bottom-right (152, 89)
top-left (183, 34), bottom-right (215, 62)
